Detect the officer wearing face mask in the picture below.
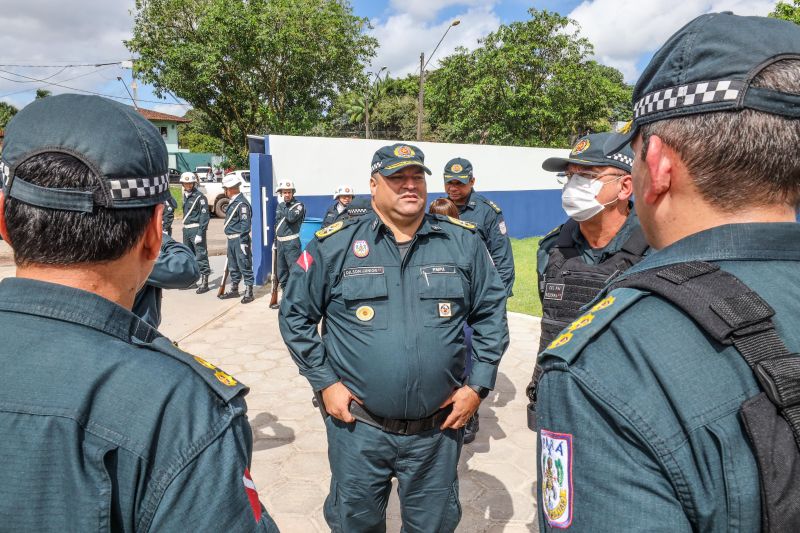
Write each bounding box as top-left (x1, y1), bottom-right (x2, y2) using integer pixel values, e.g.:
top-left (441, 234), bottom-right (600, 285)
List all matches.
top-left (534, 132), bottom-right (648, 354)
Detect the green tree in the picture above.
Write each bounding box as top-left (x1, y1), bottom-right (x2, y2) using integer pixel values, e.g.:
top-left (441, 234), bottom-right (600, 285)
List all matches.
top-left (127, 0), bottom-right (377, 163)
top-left (0, 102), bottom-right (18, 129)
top-left (425, 9), bottom-right (631, 147)
top-left (177, 108), bottom-right (224, 153)
top-left (770, 0), bottom-right (800, 24)
top-left (35, 89), bottom-right (51, 100)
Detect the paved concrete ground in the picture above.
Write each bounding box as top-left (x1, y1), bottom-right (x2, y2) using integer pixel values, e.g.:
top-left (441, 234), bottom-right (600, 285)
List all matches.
top-left (0, 242), bottom-right (541, 532)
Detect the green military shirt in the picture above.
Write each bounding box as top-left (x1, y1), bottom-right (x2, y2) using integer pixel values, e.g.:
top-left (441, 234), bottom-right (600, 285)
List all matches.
top-left (536, 205), bottom-right (642, 281)
top-left (458, 190), bottom-right (515, 296)
top-left (225, 193), bottom-right (253, 237)
top-left (536, 223), bottom-right (800, 531)
top-left (182, 187), bottom-right (210, 232)
top-left (0, 278), bottom-right (278, 532)
top-left (279, 213), bottom-right (510, 420)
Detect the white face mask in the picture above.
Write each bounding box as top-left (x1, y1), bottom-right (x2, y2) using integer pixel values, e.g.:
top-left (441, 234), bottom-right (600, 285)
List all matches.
top-left (561, 174), bottom-right (622, 222)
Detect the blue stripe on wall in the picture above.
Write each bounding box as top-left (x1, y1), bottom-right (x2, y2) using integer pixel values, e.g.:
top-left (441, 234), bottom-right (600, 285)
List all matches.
top-left (292, 189), bottom-right (567, 239)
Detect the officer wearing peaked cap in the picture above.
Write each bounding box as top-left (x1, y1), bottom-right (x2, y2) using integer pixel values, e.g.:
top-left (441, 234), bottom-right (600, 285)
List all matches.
top-left (180, 171), bottom-right (212, 293)
top-left (279, 142), bottom-right (509, 532)
top-left (219, 173), bottom-right (255, 304)
top-left (534, 13), bottom-right (800, 532)
top-left (270, 179), bottom-right (305, 309)
top-left (323, 184), bottom-right (356, 227)
top-left (0, 94), bottom-right (278, 531)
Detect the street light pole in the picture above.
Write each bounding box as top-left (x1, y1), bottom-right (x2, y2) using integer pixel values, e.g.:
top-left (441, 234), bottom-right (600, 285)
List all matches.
top-left (416, 20), bottom-right (460, 142)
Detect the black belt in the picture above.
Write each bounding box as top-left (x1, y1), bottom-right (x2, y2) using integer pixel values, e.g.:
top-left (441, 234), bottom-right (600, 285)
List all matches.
top-left (349, 402), bottom-right (452, 435)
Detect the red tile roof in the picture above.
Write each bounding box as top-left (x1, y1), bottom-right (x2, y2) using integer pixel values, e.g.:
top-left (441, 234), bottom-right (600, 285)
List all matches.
top-left (136, 107), bottom-right (191, 123)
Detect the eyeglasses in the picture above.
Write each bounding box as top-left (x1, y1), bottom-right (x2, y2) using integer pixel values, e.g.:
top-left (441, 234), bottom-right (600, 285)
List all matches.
top-left (555, 171), bottom-right (627, 185)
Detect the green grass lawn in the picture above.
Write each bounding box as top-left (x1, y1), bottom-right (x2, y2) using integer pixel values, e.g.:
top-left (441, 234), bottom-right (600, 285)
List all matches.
top-left (170, 185), bottom-right (183, 217)
top-left (507, 237), bottom-right (542, 317)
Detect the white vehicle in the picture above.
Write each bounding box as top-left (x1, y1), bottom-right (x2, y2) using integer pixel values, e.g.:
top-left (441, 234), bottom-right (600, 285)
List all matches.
top-left (194, 166), bottom-right (215, 182)
top-left (202, 170), bottom-right (251, 217)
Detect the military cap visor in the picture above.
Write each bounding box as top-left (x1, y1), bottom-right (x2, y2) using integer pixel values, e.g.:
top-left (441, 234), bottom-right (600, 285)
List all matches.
top-left (1, 94), bottom-right (171, 212)
top-left (606, 12), bottom-right (800, 154)
top-left (443, 157), bottom-right (473, 184)
top-left (543, 132), bottom-right (633, 173)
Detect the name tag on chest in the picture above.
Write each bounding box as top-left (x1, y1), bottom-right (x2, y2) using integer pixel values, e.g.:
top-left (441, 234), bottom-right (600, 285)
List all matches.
top-left (544, 283), bottom-right (565, 301)
top-left (420, 265), bottom-right (457, 275)
top-left (343, 267), bottom-right (385, 277)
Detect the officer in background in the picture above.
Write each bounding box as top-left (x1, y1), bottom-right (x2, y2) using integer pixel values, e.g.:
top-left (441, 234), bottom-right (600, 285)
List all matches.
top-left (180, 172), bottom-right (211, 294)
top-left (163, 195), bottom-right (177, 236)
top-left (444, 158), bottom-right (515, 295)
top-left (323, 184), bottom-right (355, 227)
top-left (535, 132), bottom-right (647, 353)
top-left (535, 13), bottom-right (800, 531)
top-left (133, 233), bottom-right (199, 328)
top-left (269, 180), bottom-right (305, 310)
top-left (279, 143), bottom-right (509, 532)
top-left (219, 173), bottom-right (255, 304)
top-left (444, 158), bottom-right (515, 444)
top-left (0, 94), bottom-right (278, 531)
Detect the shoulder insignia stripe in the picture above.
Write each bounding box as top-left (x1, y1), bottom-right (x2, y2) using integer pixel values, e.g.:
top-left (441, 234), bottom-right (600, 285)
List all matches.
top-left (486, 200), bottom-right (502, 213)
top-left (316, 220), bottom-right (345, 239)
top-left (445, 216), bottom-right (477, 231)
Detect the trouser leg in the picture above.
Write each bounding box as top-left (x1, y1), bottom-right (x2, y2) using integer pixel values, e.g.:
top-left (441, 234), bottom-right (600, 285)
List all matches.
top-left (278, 240), bottom-right (301, 289)
top-left (238, 236), bottom-right (254, 286)
top-left (323, 417), bottom-right (395, 533)
top-left (396, 427), bottom-right (463, 533)
top-left (195, 231), bottom-right (210, 275)
top-left (183, 229), bottom-right (196, 254)
top-left (227, 239), bottom-right (242, 286)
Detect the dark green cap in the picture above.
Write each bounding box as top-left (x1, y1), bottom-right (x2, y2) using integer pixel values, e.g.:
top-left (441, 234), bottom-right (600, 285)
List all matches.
top-left (1, 94), bottom-right (170, 212)
top-left (542, 132), bottom-right (633, 173)
top-left (607, 12), bottom-right (800, 154)
top-left (443, 157), bottom-right (473, 184)
top-left (371, 143), bottom-right (432, 176)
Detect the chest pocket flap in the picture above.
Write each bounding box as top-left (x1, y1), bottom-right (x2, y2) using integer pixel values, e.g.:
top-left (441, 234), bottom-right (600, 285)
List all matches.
top-left (342, 273), bottom-right (388, 300)
top-left (418, 271), bottom-right (465, 299)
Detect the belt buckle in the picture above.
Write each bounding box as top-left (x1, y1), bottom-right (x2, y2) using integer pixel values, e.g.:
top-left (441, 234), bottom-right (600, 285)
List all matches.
top-left (385, 419), bottom-right (409, 435)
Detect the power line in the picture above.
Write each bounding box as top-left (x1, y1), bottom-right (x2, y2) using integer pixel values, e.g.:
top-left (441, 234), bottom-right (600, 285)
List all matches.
top-left (0, 61), bottom-right (127, 68)
top-left (0, 68), bottom-right (191, 107)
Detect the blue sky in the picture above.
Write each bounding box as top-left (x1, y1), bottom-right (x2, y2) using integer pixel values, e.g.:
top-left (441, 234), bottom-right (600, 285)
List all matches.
top-left (0, 0), bottom-right (777, 117)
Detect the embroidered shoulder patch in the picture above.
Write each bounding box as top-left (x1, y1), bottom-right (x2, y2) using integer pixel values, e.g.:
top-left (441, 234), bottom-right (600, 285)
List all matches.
top-left (316, 220), bottom-right (345, 239)
top-left (444, 216), bottom-right (476, 231)
top-left (540, 430), bottom-right (573, 528)
top-left (542, 288), bottom-right (646, 365)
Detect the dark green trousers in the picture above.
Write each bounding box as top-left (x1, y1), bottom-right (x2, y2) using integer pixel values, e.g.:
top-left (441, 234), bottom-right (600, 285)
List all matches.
top-left (183, 228), bottom-right (210, 276)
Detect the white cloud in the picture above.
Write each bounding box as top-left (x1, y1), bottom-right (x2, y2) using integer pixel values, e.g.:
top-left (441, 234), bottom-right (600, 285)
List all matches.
top-left (369, 4), bottom-right (501, 78)
top-left (388, 0), bottom-right (489, 21)
top-left (150, 103), bottom-right (190, 117)
top-left (568, 0), bottom-right (776, 82)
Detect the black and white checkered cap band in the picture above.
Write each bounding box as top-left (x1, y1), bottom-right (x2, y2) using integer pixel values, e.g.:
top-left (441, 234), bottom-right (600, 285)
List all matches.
top-left (633, 80), bottom-right (745, 120)
top-left (108, 174), bottom-right (169, 200)
top-left (607, 152), bottom-right (633, 167)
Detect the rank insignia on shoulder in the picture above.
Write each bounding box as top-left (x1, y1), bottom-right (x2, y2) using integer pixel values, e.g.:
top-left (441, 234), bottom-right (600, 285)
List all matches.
top-left (316, 220), bottom-right (345, 239)
top-left (487, 200), bottom-right (502, 213)
top-left (540, 430), bottom-right (573, 528)
top-left (445, 216), bottom-right (476, 231)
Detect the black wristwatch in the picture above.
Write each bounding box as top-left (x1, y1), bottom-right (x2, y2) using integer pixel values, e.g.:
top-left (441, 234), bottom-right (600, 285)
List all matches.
top-left (468, 383), bottom-right (490, 399)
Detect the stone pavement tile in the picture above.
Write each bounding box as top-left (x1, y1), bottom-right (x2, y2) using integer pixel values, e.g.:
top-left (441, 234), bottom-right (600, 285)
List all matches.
top-left (269, 514), bottom-right (326, 533)
top-left (263, 479), bottom-right (326, 515)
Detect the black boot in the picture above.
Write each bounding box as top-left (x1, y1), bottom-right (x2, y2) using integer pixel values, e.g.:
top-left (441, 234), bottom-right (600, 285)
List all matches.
top-left (463, 412), bottom-right (480, 444)
top-left (218, 283), bottom-right (240, 299)
top-left (241, 285), bottom-right (254, 304)
top-left (195, 274), bottom-right (210, 294)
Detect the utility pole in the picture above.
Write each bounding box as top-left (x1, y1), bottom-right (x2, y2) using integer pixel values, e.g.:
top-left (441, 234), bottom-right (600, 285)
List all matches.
top-left (417, 53), bottom-right (424, 141)
top-left (365, 92), bottom-right (371, 140)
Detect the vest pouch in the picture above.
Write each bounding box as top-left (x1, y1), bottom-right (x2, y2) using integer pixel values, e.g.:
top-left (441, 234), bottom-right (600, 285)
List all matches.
top-left (740, 392), bottom-right (800, 532)
top-left (341, 274), bottom-right (389, 330)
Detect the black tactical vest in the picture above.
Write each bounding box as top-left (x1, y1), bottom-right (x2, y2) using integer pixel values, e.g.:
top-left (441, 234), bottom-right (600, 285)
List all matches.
top-left (538, 219), bottom-right (649, 353)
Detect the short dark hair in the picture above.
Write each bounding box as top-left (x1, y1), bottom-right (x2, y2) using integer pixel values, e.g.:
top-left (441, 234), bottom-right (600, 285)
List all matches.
top-left (640, 59), bottom-right (800, 211)
top-left (4, 153), bottom-right (157, 266)
top-left (429, 198), bottom-right (459, 218)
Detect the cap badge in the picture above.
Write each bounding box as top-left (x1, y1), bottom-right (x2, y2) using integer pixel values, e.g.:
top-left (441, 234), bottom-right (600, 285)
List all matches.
top-left (353, 240), bottom-right (369, 258)
top-left (451, 163), bottom-right (463, 173)
top-left (571, 139), bottom-right (590, 155)
top-left (356, 306), bottom-right (375, 322)
top-left (394, 145), bottom-right (415, 158)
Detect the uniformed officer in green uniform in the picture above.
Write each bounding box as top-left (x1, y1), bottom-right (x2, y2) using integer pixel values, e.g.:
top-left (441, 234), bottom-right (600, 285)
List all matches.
top-left (534, 13), bottom-right (800, 531)
top-left (0, 94), bottom-right (278, 531)
top-left (535, 132), bottom-right (647, 353)
top-left (269, 179), bottom-right (305, 309)
top-left (219, 173), bottom-right (255, 304)
top-left (279, 143), bottom-right (509, 532)
top-left (444, 158), bottom-right (516, 443)
top-left (133, 232), bottom-right (199, 328)
top-left (162, 195), bottom-right (177, 236)
top-left (323, 184), bottom-right (355, 227)
top-left (180, 171), bottom-right (212, 293)
top-left (443, 158), bottom-right (515, 295)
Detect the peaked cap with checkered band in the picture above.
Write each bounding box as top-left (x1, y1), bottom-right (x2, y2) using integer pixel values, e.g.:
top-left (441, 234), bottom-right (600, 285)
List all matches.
top-left (607, 12), bottom-right (800, 154)
top-left (542, 132), bottom-right (633, 174)
top-left (1, 94), bottom-right (171, 211)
